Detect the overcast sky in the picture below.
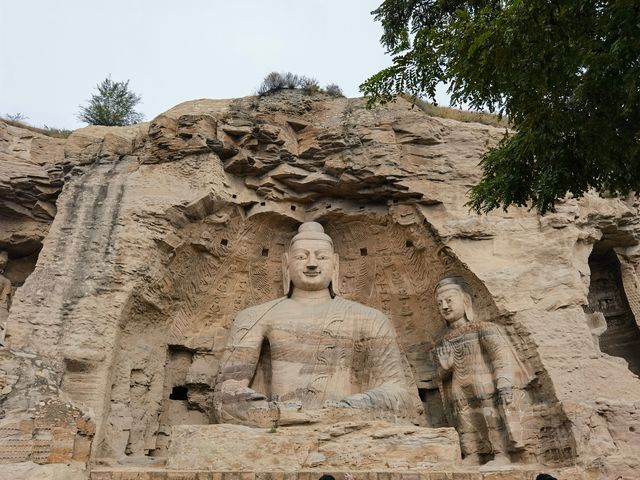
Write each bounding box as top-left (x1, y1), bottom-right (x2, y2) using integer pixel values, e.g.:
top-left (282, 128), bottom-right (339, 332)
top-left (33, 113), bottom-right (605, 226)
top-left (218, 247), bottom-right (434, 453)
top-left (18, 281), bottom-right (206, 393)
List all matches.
top-left (1, 1), bottom-right (449, 130)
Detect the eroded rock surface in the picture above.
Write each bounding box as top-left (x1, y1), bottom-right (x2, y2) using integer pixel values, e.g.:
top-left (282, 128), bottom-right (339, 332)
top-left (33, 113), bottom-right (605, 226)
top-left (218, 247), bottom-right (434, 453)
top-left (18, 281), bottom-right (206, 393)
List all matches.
top-left (1, 91), bottom-right (639, 480)
top-left (166, 422), bottom-right (461, 471)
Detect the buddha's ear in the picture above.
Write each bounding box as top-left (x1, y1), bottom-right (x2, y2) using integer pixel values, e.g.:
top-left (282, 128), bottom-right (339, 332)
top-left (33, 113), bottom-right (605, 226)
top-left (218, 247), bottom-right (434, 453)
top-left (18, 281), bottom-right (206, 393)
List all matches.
top-left (463, 291), bottom-right (475, 322)
top-left (282, 253), bottom-right (292, 297)
top-left (330, 253), bottom-right (340, 297)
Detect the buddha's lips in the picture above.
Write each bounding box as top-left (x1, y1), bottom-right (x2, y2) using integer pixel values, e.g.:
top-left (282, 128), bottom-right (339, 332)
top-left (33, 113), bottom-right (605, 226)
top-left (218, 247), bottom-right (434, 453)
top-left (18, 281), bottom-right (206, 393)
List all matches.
top-left (304, 271), bottom-right (320, 277)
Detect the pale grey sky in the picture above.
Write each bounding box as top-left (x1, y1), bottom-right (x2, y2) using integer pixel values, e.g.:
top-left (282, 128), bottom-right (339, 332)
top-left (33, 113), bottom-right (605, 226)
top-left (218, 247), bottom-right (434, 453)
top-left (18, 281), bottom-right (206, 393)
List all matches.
top-left (1, 1), bottom-right (449, 129)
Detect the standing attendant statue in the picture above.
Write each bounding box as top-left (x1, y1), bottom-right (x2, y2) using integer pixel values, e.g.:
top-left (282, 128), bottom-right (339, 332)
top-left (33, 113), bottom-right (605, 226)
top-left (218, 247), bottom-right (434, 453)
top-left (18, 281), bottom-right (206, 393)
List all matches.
top-left (433, 276), bottom-right (534, 466)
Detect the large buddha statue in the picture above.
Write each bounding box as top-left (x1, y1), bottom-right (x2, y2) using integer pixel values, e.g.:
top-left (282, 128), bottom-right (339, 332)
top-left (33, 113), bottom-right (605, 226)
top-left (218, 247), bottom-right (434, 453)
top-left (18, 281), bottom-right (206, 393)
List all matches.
top-left (213, 222), bottom-right (422, 427)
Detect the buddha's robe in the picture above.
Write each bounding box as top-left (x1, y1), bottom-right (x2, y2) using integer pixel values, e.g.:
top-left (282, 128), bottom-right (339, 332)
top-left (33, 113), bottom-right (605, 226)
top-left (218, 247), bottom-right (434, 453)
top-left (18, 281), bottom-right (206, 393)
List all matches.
top-left (215, 296), bottom-right (420, 425)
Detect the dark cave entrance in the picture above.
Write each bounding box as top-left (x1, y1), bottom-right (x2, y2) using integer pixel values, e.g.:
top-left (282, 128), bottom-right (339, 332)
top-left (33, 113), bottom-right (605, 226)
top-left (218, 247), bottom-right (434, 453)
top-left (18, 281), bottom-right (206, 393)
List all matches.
top-left (587, 248), bottom-right (640, 376)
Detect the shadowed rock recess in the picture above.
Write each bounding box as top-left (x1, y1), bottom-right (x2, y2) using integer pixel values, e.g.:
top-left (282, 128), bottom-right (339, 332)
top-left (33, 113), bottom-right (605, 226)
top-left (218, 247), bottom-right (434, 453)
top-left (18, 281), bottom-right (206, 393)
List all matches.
top-left (1, 91), bottom-right (639, 480)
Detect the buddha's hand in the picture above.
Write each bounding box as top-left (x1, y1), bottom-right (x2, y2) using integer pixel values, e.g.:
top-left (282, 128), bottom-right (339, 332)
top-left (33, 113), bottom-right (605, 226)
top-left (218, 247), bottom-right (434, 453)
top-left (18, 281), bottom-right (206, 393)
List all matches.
top-left (215, 380), bottom-right (275, 427)
top-left (496, 377), bottom-right (513, 405)
top-left (276, 401), bottom-right (320, 425)
top-left (325, 393), bottom-right (372, 409)
top-left (322, 399), bottom-right (350, 409)
top-left (218, 379), bottom-right (267, 403)
top-left (436, 342), bottom-right (454, 371)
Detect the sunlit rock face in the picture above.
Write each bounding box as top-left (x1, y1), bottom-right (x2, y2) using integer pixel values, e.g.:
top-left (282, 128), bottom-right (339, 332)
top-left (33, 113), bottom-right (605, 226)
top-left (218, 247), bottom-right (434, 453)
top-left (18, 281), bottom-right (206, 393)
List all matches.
top-left (1, 90), bottom-right (640, 479)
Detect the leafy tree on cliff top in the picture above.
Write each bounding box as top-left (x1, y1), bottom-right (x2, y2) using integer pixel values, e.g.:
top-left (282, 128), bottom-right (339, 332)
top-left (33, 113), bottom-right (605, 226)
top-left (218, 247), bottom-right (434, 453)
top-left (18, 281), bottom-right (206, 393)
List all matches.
top-left (78, 76), bottom-right (144, 126)
top-left (360, 1), bottom-right (640, 214)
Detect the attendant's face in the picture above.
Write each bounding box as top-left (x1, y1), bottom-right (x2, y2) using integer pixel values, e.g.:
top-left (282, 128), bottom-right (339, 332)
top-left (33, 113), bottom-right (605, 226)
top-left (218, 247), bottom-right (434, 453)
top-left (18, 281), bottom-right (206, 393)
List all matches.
top-left (436, 285), bottom-right (466, 323)
top-left (288, 239), bottom-right (334, 292)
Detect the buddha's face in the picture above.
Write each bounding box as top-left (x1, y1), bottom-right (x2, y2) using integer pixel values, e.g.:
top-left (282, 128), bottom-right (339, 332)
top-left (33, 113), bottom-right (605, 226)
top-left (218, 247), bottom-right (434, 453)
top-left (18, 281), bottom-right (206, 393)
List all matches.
top-left (436, 285), bottom-right (466, 324)
top-left (287, 239), bottom-right (335, 292)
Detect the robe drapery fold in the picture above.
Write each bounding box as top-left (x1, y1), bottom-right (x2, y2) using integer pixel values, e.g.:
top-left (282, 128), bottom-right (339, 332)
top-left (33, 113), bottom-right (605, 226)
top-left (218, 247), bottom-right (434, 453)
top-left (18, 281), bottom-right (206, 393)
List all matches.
top-left (215, 296), bottom-right (421, 423)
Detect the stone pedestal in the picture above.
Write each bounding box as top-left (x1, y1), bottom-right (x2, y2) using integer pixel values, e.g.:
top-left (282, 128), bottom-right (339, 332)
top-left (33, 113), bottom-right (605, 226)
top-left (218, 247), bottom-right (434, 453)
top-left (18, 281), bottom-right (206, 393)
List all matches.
top-left (166, 422), bottom-right (461, 471)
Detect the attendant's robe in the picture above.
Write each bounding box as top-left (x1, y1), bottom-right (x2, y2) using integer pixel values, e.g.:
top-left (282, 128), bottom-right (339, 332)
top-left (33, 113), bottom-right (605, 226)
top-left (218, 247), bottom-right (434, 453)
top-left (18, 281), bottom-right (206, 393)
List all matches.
top-left (436, 321), bottom-right (534, 455)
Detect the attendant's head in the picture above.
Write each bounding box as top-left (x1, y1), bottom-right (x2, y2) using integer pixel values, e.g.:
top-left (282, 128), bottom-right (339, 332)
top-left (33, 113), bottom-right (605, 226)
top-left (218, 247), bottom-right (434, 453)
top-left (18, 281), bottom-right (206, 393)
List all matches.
top-left (284, 222), bottom-right (338, 296)
top-left (435, 276), bottom-right (474, 324)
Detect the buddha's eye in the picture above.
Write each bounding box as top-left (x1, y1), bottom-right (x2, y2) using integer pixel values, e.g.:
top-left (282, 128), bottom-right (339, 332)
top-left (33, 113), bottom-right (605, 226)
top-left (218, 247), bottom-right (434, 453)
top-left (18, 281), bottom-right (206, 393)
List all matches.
top-left (295, 254), bottom-right (307, 260)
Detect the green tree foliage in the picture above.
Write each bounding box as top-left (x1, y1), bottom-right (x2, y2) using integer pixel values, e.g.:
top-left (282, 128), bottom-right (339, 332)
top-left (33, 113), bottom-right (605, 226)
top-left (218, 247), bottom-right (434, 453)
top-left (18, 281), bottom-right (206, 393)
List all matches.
top-left (78, 76), bottom-right (144, 126)
top-left (360, 1), bottom-right (640, 213)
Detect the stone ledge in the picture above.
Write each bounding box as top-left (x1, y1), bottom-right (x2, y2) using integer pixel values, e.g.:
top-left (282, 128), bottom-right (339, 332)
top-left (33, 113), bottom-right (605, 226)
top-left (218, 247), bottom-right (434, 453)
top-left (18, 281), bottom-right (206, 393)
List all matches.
top-left (89, 469), bottom-right (581, 480)
top-left (166, 423), bottom-right (461, 471)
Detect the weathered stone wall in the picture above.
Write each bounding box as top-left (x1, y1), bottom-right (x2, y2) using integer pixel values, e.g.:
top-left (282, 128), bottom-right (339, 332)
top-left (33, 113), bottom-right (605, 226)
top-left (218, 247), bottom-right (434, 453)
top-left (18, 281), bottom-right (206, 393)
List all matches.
top-left (1, 91), bottom-right (639, 479)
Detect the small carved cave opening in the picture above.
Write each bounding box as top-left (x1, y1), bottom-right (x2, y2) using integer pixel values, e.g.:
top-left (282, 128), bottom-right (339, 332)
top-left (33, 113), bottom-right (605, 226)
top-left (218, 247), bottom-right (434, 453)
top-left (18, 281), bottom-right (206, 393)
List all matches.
top-left (360, 248), bottom-right (368, 256)
top-left (64, 358), bottom-right (92, 373)
top-left (169, 386), bottom-right (188, 400)
top-left (418, 387), bottom-right (428, 402)
top-left (587, 248), bottom-right (640, 375)
top-left (152, 346), bottom-right (209, 457)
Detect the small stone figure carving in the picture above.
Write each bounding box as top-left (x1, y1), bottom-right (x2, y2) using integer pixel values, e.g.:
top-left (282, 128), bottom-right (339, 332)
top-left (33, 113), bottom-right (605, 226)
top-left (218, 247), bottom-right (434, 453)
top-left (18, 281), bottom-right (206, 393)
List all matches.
top-left (433, 276), bottom-right (533, 466)
top-left (214, 222), bottom-right (421, 427)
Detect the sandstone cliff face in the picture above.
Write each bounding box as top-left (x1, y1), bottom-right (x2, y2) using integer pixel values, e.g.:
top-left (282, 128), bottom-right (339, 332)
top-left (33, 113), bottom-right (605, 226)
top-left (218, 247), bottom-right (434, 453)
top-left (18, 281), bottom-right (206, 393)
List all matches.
top-left (0, 122), bottom-right (64, 291)
top-left (1, 91), bottom-right (639, 479)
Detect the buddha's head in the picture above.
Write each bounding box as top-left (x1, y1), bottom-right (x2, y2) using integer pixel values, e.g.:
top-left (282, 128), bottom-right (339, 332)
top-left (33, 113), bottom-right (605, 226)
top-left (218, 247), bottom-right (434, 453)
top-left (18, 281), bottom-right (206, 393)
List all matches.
top-left (435, 276), bottom-right (474, 325)
top-left (283, 222), bottom-right (339, 297)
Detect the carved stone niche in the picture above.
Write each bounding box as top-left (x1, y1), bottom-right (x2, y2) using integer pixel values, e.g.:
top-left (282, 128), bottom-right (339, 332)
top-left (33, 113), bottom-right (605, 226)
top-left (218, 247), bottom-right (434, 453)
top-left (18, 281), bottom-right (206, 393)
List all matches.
top-left (587, 247), bottom-right (640, 375)
top-left (94, 200), bottom-right (576, 469)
